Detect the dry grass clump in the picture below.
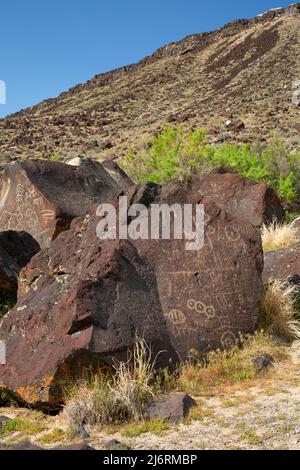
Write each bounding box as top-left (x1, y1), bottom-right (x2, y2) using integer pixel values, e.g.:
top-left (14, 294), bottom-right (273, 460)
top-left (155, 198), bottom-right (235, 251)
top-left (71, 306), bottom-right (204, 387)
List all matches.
top-left (261, 221), bottom-right (298, 253)
top-left (177, 332), bottom-right (287, 396)
top-left (259, 279), bottom-right (300, 341)
top-left (63, 338), bottom-right (156, 429)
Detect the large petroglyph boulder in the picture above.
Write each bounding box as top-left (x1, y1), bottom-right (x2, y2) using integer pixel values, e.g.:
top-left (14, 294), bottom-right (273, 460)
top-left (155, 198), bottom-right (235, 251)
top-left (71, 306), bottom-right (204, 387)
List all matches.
top-left (0, 180), bottom-right (263, 406)
top-left (130, 184), bottom-right (264, 359)
top-left (0, 159), bottom-right (131, 248)
top-left (0, 231), bottom-right (40, 293)
top-left (190, 172), bottom-right (285, 226)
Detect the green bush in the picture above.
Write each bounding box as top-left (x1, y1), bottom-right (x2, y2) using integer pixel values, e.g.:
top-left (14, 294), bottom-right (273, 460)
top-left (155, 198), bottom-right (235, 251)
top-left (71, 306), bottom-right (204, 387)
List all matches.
top-left (0, 292), bottom-right (17, 319)
top-left (121, 127), bottom-right (300, 203)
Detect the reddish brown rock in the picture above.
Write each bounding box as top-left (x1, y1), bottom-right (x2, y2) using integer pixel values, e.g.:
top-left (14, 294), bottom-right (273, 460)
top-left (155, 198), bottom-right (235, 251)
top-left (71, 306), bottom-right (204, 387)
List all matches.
top-left (0, 159), bottom-right (131, 248)
top-left (190, 172), bottom-right (284, 226)
top-left (0, 181), bottom-right (263, 407)
top-left (0, 219), bottom-right (177, 408)
top-left (0, 231), bottom-right (40, 293)
top-left (263, 243), bottom-right (300, 287)
top-left (131, 185), bottom-right (263, 360)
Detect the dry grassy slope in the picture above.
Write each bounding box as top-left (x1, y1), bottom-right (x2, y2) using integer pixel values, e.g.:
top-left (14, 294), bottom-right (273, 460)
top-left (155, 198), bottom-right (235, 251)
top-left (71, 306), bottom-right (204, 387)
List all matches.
top-left (0, 4), bottom-right (299, 165)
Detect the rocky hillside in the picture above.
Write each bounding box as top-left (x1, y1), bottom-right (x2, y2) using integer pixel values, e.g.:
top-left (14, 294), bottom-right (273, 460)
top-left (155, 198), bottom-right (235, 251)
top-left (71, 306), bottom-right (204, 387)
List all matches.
top-left (0, 4), bottom-right (299, 166)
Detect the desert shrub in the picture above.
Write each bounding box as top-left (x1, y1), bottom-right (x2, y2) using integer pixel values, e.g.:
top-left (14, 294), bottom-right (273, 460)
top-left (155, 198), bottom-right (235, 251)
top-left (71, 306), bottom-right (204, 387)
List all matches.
top-left (261, 221), bottom-right (298, 253)
top-left (63, 338), bottom-right (156, 428)
top-left (259, 279), bottom-right (300, 341)
top-left (121, 127), bottom-right (300, 203)
top-left (177, 332), bottom-right (287, 395)
top-left (122, 126), bottom-right (209, 183)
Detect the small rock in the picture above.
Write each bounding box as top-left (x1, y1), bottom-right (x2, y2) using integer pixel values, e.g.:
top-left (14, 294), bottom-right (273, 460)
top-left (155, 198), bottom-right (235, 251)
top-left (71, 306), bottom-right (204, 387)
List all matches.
top-left (144, 393), bottom-right (197, 423)
top-left (103, 439), bottom-right (130, 450)
top-left (252, 355), bottom-right (273, 371)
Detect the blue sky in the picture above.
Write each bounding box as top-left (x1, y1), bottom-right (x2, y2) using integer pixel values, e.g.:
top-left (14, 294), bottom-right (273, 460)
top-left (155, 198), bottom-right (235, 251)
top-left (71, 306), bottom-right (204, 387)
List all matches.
top-left (0, 0), bottom-right (295, 118)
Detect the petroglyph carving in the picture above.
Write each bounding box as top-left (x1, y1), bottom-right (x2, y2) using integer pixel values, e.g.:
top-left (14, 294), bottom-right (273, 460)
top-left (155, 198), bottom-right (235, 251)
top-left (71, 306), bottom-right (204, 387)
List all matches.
top-left (187, 298), bottom-right (216, 320)
top-left (221, 330), bottom-right (236, 348)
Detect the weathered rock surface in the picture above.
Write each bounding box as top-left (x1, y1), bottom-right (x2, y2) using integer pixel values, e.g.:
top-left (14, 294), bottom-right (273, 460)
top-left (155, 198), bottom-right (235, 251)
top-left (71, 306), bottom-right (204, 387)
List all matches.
top-left (0, 159), bottom-right (131, 248)
top-left (0, 223), bottom-right (177, 407)
top-left (144, 393), bottom-right (196, 422)
top-left (263, 243), bottom-right (300, 287)
top-left (190, 172), bottom-right (285, 226)
top-left (0, 231), bottom-right (40, 293)
top-left (0, 179), bottom-right (263, 407)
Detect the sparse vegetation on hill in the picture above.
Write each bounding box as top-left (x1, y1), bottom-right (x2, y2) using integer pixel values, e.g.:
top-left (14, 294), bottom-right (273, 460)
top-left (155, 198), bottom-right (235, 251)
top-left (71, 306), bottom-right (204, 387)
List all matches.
top-left (122, 127), bottom-right (300, 203)
top-left (0, 4), bottom-right (299, 161)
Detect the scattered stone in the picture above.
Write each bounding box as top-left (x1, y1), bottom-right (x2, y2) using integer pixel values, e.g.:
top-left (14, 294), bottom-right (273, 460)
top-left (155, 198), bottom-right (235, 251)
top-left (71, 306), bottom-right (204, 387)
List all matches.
top-left (225, 120), bottom-right (245, 132)
top-left (224, 111), bottom-right (233, 119)
top-left (252, 355), bottom-right (273, 372)
top-left (99, 140), bottom-right (113, 150)
top-left (102, 439), bottom-right (130, 450)
top-left (144, 393), bottom-right (197, 423)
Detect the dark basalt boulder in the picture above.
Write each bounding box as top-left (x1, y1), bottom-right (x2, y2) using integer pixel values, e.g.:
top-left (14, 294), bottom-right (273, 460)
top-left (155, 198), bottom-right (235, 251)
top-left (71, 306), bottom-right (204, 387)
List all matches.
top-left (0, 159), bottom-right (131, 248)
top-left (0, 179), bottom-right (263, 407)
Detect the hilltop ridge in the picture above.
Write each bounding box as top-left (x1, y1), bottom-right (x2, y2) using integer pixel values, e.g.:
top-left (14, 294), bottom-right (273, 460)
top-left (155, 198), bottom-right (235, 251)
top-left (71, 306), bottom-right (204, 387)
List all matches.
top-left (0, 3), bottom-right (299, 163)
